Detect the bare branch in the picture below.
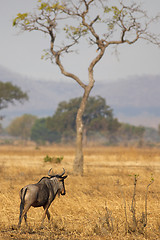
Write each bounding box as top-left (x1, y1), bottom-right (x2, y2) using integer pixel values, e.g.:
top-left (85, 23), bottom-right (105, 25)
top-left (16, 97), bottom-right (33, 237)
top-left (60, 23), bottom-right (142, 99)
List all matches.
top-left (90, 15), bottom-right (99, 27)
top-left (55, 53), bottom-right (86, 89)
top-left (144, 178), bottom-right (154, 227)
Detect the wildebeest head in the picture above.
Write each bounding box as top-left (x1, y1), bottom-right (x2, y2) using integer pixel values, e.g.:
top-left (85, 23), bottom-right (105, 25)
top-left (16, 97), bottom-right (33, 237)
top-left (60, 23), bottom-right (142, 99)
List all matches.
top-left (48, 168), bottom-right (67, 196)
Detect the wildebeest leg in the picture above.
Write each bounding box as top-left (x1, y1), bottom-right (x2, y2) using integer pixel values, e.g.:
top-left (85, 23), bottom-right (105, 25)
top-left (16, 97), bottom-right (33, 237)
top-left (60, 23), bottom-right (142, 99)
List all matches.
top-left (42, 206), bottom-right (50, 221)
top-left (24, 213), bottom-right (28, 226)
top-left (46, 209), bottom-right (51, 221)
top-left (41, 204), bottom-right (51, 228)
top-left (18, 202), bottom-right (24, 227)
top-left (18, 204), bottom-right (31, 227)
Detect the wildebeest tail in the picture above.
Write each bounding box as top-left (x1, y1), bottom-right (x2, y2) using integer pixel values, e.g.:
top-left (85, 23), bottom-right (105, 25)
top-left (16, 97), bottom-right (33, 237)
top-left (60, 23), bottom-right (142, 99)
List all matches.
top-left (20, 187), bottom-right (28, 207)
top-left (18, 187), bottom-right (28, 227)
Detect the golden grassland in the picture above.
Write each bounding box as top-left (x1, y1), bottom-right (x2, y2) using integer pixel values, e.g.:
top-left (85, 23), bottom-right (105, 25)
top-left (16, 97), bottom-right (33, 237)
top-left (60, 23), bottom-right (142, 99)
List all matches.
top-left (0, 145), bottom-right (160, 239)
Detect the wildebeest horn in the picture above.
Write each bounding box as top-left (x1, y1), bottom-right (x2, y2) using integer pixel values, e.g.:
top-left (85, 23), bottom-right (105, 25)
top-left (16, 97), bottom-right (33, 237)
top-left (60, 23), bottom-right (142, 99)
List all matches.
top-left (59, 168), bottom-right (65, 177)
top-left (48, 168), bottom-right (65, 178)
top-left (48, 168), bottom-right (53, 176)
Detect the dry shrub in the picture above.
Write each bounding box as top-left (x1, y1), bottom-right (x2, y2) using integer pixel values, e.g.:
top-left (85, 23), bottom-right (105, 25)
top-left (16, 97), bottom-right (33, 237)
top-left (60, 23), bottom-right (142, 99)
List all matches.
top-left (44, 155), bottom-right (63, 164)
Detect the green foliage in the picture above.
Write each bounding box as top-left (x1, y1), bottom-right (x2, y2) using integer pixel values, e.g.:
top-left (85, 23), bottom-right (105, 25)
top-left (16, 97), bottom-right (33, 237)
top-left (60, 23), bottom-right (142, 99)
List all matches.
top-left (104, 5), bottom-right (125, 30)
top-left (64, 24), bottom-right (88, 38)
top-left (7, 114), bottom-right (37, 140)
top-left (38, 2), bottom-right (49, 10)
top-left (0, 81), bottom-right (28, 111)
top-left (44, 155), bottom-right (53, 162)
top-left (13, 0), bottom-right (66, 27)
top-left (47, 96), bottom-right (120, 142)
top-left (31, 118), bottom-right (61, 143)
top-left (150, 173), bottom-right (154, 182)
top-left (118, 123), bottom-right (145, 141)
top-left (38, 1), bottom-right (65, 11)
top-left (44, 154), bottom-right (63, 163)
top-left (13, 13), bottom-right (29, 26)
top-left (84, 96), bottom-right (119, 132)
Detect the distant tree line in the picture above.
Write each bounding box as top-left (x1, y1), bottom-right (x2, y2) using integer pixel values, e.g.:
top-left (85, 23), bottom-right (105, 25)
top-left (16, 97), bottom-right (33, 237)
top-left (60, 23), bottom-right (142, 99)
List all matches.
top-left (0, 81), bottom-right (159, 147)
top-left (5, 96), bottom-right (148, 146)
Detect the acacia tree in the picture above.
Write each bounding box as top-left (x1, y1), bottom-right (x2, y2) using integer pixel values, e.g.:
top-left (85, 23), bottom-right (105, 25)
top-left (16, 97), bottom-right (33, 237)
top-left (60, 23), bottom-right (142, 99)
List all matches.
top-left (0, 81), bottom-right (28, 119)
top-left (47, 96), bottom-right (119, 141)
top-left (13, 0), bottom-right (160, 175)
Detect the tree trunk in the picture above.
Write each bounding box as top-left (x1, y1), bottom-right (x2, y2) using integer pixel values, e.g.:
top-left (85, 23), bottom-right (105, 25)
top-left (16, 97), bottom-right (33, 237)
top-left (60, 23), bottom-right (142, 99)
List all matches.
top-left (73, 84), bottom-right (94, 175)
top-left (73, 114), bottom-right (84, 175)
top-left (54, 49), bottom-right (105, 176)
top-left (73, 49), bottom-right (105, 175)
top-left (83, 127), bottom-right (87, 147)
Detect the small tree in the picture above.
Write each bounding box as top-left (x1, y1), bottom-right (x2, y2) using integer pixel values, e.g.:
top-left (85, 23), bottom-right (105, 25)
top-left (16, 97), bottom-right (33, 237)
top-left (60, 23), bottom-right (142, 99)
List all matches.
top-left (13, 0), bottom-right (160, 175)
top-left (7, 114), bottom-right (37, 140)
top-left (0, 81), bottom-right (28, 119)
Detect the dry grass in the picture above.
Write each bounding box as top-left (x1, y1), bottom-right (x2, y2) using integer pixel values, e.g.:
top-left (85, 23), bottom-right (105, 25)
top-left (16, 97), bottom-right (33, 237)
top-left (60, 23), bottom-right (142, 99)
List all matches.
top-left (0, 145), bottom-right (160, 239)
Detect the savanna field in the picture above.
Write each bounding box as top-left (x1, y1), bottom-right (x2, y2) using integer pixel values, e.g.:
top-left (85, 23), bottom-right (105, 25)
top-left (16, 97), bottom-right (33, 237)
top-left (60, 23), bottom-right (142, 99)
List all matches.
top-left (0, 145), bottom-right (160, 240)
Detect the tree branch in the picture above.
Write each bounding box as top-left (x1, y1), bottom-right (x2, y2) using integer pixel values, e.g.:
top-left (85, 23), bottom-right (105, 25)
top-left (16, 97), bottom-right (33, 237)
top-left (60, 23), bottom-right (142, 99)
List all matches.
top-left (54, 53), bottom-right (86, 89)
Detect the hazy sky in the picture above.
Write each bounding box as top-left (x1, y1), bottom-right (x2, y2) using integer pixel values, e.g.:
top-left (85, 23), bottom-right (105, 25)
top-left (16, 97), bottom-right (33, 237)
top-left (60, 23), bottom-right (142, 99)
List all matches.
top-left (0, 0), bottom-right (160, 82)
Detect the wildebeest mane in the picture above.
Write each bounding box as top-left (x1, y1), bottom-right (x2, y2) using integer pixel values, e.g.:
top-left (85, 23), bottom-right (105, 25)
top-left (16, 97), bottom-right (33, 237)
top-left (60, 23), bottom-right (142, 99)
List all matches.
top-left (37, 176), bottom-right (51, 183)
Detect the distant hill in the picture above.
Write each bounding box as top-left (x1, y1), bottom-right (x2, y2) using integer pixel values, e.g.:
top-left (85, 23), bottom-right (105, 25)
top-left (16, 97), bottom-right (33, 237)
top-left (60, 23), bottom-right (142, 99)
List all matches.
top-left (0, 65), bottom-right (160, 128)
top-left (93, 75), bottom-right (160, 128)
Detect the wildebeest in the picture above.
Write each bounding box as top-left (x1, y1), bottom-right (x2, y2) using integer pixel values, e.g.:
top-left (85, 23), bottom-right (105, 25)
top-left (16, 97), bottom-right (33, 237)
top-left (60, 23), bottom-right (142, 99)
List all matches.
top-left (18, 168), bottom-right (67, 228)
